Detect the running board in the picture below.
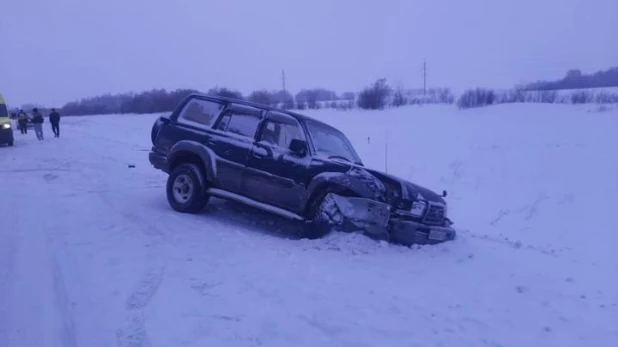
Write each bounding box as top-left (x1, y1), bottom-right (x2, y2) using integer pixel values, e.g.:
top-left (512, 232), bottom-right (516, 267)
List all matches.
top-left (206, 188), bottom-right (305, 221)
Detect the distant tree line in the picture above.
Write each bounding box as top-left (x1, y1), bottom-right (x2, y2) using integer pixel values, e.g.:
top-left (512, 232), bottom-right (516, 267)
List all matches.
top-left (521, 66), bottom-right (618, 91)
top-left (456, 87), bottom-right (618, 109)
top-left (60, 89), bottom-right (199, 116)
top-left (457, 66), bottom-right (618, 109)
top-left (59, 86), bottom-right (364, 116)
top-left (54, 66), bottom-right (618, 115)
top-left (57, 78), bottom-right (456, 116)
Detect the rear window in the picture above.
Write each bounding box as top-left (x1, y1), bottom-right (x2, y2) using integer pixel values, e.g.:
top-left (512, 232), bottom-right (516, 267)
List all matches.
top-left (0, 104), bottom-right (8, 118)
top-left (176, 98), bottom-right (224, 129)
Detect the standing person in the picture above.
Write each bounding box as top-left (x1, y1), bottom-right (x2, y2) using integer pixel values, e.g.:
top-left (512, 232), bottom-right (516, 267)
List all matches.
top-left (31, 108), bottom-right (44, 140)
top-left (17, 110), bottom-right (29, 134)
top-left (49, 108), bottom-right (61, 137)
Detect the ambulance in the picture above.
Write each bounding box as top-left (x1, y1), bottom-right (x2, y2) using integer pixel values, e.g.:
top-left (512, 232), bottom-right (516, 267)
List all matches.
top-left (0, 93), bottom-right (14, 146)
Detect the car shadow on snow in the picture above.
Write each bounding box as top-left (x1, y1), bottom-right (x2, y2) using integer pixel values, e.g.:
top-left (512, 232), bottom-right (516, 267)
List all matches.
top-left (144, 193), bottom-right (307, 240)
top-left (203, 198), bottom-right (308, 240)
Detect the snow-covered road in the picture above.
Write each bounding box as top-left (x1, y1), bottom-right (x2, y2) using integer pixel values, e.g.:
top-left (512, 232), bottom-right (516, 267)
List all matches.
top-left (1, 104), bottom-right (617, 347)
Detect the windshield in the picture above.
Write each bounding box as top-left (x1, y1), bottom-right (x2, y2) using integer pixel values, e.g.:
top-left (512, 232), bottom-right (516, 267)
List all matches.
top-left (0, 104), bottom-right (8, 118)
top-left (304, 119), bottom-right (363, 165)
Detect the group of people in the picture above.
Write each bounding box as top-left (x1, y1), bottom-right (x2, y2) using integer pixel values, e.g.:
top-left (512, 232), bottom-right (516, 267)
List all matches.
top-left (16, 108), bottom-right (61, 140)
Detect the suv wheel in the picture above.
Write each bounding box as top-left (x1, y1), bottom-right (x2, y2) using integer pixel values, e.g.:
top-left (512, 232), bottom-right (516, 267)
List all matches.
top-left (166, 163), bottom-right (210, 213)
top-left (304, 192), bottom-right (345, 239)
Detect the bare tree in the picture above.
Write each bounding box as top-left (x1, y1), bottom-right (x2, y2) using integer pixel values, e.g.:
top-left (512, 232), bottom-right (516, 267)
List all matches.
top-left (391, 85), bottom-right (407, 107)
top-left (247, 90), bottom-right (273, 106)
top-left (357, 78), bottom-right (391, 110)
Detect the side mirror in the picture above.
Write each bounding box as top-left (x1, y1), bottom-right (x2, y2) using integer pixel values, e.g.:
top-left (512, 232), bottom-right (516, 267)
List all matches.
top-left (442, 190), bottom-right (448, 197)
top-left (289, 139), bottom-right (308, 157)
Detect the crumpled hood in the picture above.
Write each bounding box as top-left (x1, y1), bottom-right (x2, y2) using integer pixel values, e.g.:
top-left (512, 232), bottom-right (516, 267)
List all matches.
top-left (364, 168), bottom-right (446, 204)
top-left (325, 157), bottom-right (446, 204)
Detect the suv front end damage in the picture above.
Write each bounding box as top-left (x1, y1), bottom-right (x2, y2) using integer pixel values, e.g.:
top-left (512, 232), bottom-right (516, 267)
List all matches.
top-left (327, 193), bottom-right (392, 239)
top-left (325, 193), bottom-right (457, 245)
top-left (388, 200), bottom-right (456, 245)
top-left (389, 217), bottom-right (456, 245)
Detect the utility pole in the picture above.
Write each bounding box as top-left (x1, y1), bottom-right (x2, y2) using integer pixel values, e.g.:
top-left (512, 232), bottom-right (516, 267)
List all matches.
top-left (281, 70), bottom-right (287, 102)
top-left (423, 59), bottom-right (427, 96)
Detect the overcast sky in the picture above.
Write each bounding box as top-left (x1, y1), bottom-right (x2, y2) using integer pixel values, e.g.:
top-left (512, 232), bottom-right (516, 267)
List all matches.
top-left (1, 0), bottom-right (616, 107)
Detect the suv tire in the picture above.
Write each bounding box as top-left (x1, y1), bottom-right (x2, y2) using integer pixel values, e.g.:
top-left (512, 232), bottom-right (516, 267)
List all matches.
top-left (303, 191), bottom-right (345, 239)
top-left (166, 163), bottom-right (210, 213)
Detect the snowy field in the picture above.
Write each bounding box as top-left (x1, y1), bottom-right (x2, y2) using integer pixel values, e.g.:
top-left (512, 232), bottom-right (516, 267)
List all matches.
top-left (1, 104), bottom-right (617, 347)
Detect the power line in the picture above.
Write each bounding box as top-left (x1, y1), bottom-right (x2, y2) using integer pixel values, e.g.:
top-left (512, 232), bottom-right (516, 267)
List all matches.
top-left (282, 70), bottom-right (287, 96)
top-left (423, 59), bottom-right (427, 95)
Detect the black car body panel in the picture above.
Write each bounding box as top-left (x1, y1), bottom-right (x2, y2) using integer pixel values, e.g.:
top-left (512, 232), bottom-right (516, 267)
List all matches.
top-left (148, 93), bottom-right (456, 245)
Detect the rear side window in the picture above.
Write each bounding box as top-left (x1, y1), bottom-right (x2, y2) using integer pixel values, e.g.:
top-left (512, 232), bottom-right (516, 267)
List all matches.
top-left (216, 111), bottom-right (261, 138)
top-left (176, 98), bottom-right (224, 129)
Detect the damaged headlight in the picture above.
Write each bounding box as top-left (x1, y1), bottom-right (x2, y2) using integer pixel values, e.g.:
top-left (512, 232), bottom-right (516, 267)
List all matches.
top-left (381, 179), bottom-right (401, 200)
top-left (409, 200), bottom-right (427, 217)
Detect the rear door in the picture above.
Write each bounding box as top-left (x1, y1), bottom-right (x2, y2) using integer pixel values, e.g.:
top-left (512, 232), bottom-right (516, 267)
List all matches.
top-left (157, 96), bottom-right (261, 192)
top-left (209, 104), bottom-right (264, 193)
top-left (243, 111), bottom-right (312, 213)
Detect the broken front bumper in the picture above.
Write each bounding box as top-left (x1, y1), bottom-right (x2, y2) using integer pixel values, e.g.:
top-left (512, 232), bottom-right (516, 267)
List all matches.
top-left (330, 194), bottom-right (456, 245)
top-left (388, 218), bottom-right (457, 245)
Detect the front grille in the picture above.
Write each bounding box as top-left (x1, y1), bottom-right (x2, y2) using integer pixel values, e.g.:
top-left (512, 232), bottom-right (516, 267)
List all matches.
top-left (423, 203), bottom-right (445, 225)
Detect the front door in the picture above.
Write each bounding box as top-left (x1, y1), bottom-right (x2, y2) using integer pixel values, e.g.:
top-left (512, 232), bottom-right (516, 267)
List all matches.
top-left (243, 112), bottom-right (311, 213)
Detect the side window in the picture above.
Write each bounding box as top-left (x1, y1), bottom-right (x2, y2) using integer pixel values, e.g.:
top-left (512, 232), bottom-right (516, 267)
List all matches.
top-left (260, 119), bottom-right (305, 149)
top-left (217, 112), bottom-right (261, 138)
top-left (177, 98), bottom-right (224, 129)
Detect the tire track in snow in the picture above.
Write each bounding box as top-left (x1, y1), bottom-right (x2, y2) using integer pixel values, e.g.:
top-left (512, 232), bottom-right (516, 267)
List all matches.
top-left (116, 268), bottom-right (164, 347)
top-left (1, 174), bottom-right (78, 347)
top-left (30, 141), bottom-right (165, 347)
top-left (459, 229), bottom-right (560, 257)
top-left (52, 257), bottom-right (77, 347)
top-left (96, 191), bottom-right (167, 243)
top-left (0, 215), bottom-right (18, 347)
top-left (46, 158), bottom-right (167, 347)
top-left (93, 192), bottom-right (167, 347)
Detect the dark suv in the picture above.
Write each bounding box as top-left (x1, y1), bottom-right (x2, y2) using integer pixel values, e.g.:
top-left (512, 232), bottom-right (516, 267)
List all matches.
top-left (148, 94), bottom-right (456, 245)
